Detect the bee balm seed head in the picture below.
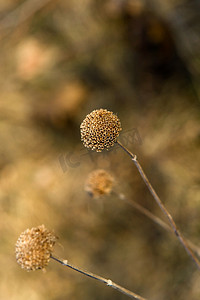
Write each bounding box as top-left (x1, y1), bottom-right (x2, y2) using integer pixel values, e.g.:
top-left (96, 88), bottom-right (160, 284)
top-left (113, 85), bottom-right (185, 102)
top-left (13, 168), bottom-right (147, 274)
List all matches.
top-left (85, 169), bottom-right (114, 198)
top-left (15, 225), bottom-right (57, 271)
top-left (80, 109), bottom-right (122, 152)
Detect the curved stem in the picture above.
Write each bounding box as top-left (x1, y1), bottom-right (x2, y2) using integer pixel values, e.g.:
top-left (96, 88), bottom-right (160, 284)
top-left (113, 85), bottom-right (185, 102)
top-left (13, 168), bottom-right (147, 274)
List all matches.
top-left (51, 255), bottom-right (147, 300)
top-left (116, 140), bottom-right (200, 271)
top-left (116, 192), bottom-right (200, 257)
top-left (116, 192), bottom-right (171, 232)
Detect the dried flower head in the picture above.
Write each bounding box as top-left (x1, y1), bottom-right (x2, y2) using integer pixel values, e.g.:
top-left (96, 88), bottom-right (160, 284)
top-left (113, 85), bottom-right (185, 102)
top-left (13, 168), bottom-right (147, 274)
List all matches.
top-left (80, 109), bottom-right (122, 152)
top-left (85, 169), bottom-right (114, 198)
top-left (15, 225), bottom-right (57, 271)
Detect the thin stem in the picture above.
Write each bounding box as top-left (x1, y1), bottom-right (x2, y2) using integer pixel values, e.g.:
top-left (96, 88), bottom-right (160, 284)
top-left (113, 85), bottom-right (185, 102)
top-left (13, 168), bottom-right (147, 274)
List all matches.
top-left (116, 192), bottom-right (200, 257)
top-left (116, 140), bottom-right (200, 271)
top-left (51, 255), bottom-right (147, 300)
top-left (117, 192), bottom-right (171, 232)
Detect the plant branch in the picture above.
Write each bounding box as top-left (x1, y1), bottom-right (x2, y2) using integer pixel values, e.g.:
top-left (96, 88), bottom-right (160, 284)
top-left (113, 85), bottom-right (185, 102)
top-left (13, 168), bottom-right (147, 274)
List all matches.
top-left (116, 192), bottom-right (200, 257)
top-left (117, 192), bottom-right (171, 232)
top-left (116, 140), bottom-right (200, 270)
top-left (51, 255), bottom-right (147, 300)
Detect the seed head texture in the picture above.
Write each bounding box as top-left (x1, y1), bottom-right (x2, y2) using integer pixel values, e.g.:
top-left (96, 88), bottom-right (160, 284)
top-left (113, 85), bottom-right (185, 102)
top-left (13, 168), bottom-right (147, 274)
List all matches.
top-left (15, 225), bottom-right (57, 271)
top-left (85, 169), bottom-right (114, 198)
top-left (80, 109), bottom-right (122, 152)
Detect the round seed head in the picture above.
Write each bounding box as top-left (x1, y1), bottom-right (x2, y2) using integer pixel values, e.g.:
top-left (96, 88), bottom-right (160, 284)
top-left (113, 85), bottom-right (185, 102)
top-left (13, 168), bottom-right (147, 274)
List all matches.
top-left (80, 109), bottom-right (122, 152)
top-left (85, 169), bottom-right (114, 198)
top-left (15, 225), bottom-right (57, 271)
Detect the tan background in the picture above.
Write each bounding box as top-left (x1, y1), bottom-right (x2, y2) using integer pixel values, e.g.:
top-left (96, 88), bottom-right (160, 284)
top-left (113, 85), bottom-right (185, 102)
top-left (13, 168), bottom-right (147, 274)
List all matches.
top-left (0, 0), bottom-right (200, 299)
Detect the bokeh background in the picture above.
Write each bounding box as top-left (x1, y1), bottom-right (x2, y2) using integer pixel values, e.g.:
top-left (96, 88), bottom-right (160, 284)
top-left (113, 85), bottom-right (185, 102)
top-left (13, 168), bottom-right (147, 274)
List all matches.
top-left (0, 0), bottom-right (200, 299)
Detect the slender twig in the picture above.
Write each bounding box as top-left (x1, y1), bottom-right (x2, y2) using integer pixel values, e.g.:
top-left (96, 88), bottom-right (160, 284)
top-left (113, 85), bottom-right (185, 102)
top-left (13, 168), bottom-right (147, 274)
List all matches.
top-left (116, 192), bottom-right (200, 257)
top-left (116, 140), bottom-right (200, 270)
top-left (51, 255), bottom-right (147, 300)
top-left (117, 192), bottom-right (171, 232)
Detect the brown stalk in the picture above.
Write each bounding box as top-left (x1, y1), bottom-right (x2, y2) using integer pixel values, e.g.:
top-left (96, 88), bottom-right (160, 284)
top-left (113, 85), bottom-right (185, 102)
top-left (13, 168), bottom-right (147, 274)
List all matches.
top-left (51, 256), bottom-right (147, 300)
top-left (116, 140), bottom-right (200, 271)
top-left (116, 192), bottom-right (200, 258)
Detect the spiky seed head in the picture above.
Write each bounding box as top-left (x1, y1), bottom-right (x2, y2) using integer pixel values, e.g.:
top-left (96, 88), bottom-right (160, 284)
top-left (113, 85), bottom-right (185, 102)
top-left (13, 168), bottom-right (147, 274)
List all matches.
top-left (80, 109), bottom-right (122, 152)
top-left (15, 225), bottom-right (57, 271)
top-left (85, 169), bottom-right (114, 198)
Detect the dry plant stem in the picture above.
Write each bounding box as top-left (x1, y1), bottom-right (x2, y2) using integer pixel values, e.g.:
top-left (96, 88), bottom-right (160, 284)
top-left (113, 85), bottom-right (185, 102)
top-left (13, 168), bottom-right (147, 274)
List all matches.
top-left (117, 192), bottom-right (171, 232)
top-left (116, 140), bottom-right (200, 271)
top-left (117, 192), bottom-right (200, 257)
top-left (51, 255), bottom-right (147, 300)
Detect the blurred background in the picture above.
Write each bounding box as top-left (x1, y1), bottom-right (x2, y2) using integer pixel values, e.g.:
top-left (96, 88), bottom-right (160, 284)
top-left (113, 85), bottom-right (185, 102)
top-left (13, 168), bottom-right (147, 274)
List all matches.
top-left (0, 0), bottom-right (200, 299)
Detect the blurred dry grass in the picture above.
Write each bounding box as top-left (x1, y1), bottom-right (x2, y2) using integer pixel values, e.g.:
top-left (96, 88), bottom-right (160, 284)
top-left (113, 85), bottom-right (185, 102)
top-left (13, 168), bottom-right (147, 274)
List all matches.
top-left (0, 0), bottom-right (200, 299)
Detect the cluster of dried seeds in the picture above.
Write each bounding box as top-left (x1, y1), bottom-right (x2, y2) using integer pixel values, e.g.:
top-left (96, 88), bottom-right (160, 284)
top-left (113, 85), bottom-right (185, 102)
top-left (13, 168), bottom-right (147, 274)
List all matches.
top-left (15, 225), bottom-right (57, 271)
top-left (16, 109), bottom-right (121, 272)
top-left (80, 109), bottom-right (122, 152)
top-left (85, 169), bottom-right (114, 198)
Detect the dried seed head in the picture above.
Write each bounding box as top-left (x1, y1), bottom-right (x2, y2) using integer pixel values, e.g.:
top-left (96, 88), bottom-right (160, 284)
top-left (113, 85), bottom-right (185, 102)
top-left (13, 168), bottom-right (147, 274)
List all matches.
top-left (15, 225), bottom-right (57, 271)
top-left (85, 169), bottom-right (114, 198)
top-left (80, 109), bottom-right (122, 152)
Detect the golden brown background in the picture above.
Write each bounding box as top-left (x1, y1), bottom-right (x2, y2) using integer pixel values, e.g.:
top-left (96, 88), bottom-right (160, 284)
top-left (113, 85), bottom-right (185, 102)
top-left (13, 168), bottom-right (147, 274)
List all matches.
top-left (0, 0), bottom-right (200, 299)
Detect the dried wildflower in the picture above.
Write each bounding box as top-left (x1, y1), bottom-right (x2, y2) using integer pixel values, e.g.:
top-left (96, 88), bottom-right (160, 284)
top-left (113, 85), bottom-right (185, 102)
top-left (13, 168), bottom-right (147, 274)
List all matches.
top-left (15, 225), bottom-right (57, 271)
top-left (85, 169), bottom-right (114, 198)
top-left (80, 109), bottom-right (122, 152)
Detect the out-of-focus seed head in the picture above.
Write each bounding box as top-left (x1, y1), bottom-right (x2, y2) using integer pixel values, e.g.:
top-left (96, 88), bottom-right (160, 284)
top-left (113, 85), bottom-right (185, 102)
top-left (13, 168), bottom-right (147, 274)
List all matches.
top-left (85, 169), bottom-right (114, 198)
top-left (15, 225), bottom-right (57, 271)
top-left (80, 109), bottom-right (122, 152)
